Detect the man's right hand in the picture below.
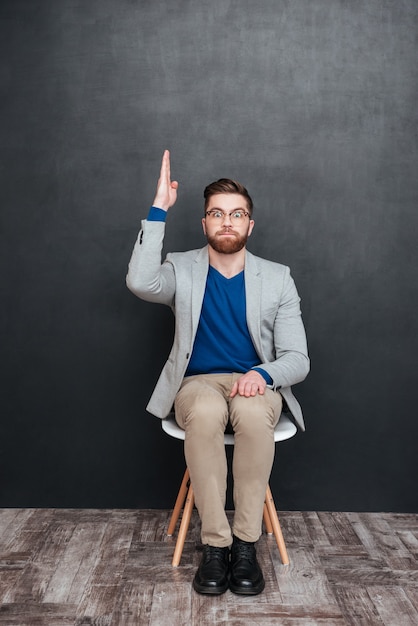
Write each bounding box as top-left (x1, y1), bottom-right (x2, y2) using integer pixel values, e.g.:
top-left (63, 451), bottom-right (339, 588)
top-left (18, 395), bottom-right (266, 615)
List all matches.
top-left (152, 149), bottom-right (179, 211)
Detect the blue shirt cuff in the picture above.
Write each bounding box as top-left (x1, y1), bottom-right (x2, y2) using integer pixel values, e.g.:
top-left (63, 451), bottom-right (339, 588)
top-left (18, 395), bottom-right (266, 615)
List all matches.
top-left (147, 206), bottom-right (167, 222)
top-left (252, 367), bottom-right (273, 385)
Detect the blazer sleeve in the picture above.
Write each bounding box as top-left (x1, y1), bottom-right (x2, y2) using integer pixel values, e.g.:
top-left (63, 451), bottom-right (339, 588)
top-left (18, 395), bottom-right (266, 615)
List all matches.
top-left (257, 267), bottom-right (310, 389)
top-left (126, 219), bottom-right (176, 306)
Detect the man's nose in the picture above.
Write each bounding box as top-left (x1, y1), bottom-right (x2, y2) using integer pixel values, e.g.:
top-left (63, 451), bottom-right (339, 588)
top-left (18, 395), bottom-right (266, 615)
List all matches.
top-left (221, 213), bottom-right (232, 225)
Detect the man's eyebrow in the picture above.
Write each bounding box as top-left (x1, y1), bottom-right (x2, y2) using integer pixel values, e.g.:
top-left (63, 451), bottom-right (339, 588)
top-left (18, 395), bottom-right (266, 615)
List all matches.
top-left (208, 206), bottom-right (247, 211)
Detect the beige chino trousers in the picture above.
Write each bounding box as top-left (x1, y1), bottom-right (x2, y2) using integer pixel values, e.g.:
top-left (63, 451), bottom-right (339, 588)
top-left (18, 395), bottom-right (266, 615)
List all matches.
top-left (174, 373), bottom-right (283, 548)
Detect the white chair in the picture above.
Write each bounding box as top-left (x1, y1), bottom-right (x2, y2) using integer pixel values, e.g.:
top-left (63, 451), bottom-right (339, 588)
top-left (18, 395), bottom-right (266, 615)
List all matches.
top-left (162, 412), bottom-right (297, 567)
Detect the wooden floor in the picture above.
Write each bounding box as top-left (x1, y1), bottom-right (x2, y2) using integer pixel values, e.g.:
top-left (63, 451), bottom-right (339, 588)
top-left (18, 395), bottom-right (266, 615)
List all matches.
top-left (0, 509), bottom-right (417, 625)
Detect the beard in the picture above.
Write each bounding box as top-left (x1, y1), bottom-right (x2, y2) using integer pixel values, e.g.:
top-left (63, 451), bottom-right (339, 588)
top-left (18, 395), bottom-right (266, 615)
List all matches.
top-left (206, 228), bottom-right (249, 254)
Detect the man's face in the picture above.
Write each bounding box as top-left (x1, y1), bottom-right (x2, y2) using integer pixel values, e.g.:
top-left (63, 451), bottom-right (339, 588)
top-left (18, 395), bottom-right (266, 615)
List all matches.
top-left (202, 193), bottom-right (254, 254)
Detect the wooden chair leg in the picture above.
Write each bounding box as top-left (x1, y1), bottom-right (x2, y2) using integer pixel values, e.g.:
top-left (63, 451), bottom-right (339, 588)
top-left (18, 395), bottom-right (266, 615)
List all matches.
top-left (167, 468), bottom-right (190, 536)
top-left (172, 482), bottom-right (195, 567)
top-left (264, 484), bottom-right (289, 565)
top-left (263, 502), bottom-right (273, 534)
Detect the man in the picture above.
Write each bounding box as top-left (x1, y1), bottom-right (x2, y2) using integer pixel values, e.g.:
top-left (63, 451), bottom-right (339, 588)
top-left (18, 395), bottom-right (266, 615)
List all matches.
top-left (127, 150), bottom-right (309, 596)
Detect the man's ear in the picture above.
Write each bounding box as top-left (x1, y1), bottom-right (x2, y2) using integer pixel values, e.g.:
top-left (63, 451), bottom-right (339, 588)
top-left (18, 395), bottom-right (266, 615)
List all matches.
top-left (201, 217), bottom-right (207, 235)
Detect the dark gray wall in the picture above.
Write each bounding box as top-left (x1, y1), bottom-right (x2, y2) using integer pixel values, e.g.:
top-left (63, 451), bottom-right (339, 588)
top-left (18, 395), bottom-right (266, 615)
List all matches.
top-left (1, 0), bottom-right (417, 511)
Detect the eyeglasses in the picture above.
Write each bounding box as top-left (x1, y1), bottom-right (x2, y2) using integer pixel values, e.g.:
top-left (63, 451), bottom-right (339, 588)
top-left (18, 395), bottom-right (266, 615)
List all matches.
top-left (205, 209), bottom-right (250, 224)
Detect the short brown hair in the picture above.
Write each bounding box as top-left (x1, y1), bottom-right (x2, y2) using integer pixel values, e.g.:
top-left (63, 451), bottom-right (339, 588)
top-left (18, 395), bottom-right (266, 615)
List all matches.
top-left (203, 178), bottom-right (253, 214)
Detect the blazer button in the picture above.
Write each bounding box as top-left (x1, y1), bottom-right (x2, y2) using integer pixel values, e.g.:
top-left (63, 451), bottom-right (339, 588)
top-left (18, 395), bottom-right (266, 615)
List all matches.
top-left (186, 353), bottom-right (189, 359)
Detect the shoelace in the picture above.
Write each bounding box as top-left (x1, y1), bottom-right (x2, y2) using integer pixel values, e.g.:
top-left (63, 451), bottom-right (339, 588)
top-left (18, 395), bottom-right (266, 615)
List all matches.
top-left (203, 546), bottom-right (229, 562)
top-left (233, 542), bottom-right (256, 562)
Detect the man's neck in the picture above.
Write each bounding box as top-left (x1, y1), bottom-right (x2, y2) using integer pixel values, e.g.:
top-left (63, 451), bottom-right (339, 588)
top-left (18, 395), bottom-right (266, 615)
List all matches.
top-left (207, 247), bottom-right (246, 278)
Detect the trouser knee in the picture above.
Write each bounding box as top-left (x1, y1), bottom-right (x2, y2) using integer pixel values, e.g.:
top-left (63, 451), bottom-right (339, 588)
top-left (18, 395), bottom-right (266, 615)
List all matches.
top-left (174, 379), bottom-right (228, 436)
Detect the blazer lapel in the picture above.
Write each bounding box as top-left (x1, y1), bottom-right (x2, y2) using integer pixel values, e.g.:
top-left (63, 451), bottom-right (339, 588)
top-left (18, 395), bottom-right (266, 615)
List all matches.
top-left (191, 246), bottom-right (209, 338)
top-left (244, 251), bottom-right (263, 358)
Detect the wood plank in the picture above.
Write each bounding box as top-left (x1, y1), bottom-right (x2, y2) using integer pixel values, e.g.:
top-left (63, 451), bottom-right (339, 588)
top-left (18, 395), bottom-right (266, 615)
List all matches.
top-left (131, 509), bottom-right (172, 542)
top-left (396, 530), bottom-right (418, 558)
top-left (75, 521), bottom-right (134, 622)
top-left (257, 537), bottom-right (285, 602)
top-left (227, 604), bottom-right (347, 625)
top-left (50, 509), bottom-right (139, 525)
top-left (315, 544), bottom-right (370, 558)
top-left (279, 511), bottom-right (313, 546)
top-left (367, 585), bottom-right (418, 625)
top-left (325, 564), bottom-right (398, 587)
top-left (3, 519), bottom-right (76, 604)
top-left (110, 580), bottom-right (154, 626)
top-left (121, 541), bottom-right (196, 592)
top-left (0, 551), bottom-right (32, 604)
top-left (0, 510), bottom-right (35, 552)
top-left (347, 512), bottom-right (412, 561)
top-left (270, 543), bottom-right (344, 619)
top-left (0, 571), bottom-right (25, 606)
top-left (405, 587), bottom-right (418, 613)
top-left (0, 552), bottom-right (30, 570)
top-left (0, 602), bottom-right (77, 625)
top-left (317, 512), bottom-right (363, 546)
top-left (2, 510), bottom-right (53, 556)
top-left (191, 590), bottom-right (228, 625)
top-left (148, 582), bottom-right (192, 625)
top-left (42, 521), bottom-right (107, 604)
top-left (381, 513), bottom-right (418, 530)
top-left (0, 510), bottom-right (26, 541)
top-left (225, 620), bottom-right (345, 626)
top-left (302, 511), bottom-right (333, 546)
top-left (333, 585), bottom-right (385, 625)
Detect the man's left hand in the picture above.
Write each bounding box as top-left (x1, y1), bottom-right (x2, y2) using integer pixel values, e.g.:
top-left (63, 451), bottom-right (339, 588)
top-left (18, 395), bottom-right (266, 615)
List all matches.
top-left (230, 371), bottom-right (267, 398)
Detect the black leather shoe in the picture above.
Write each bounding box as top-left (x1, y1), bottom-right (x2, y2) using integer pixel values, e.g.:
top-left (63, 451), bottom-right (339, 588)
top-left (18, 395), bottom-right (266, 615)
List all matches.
top-left (193, 545), bottom-right (230, 595)
top-left (229, 535), bottom-right (265, 595)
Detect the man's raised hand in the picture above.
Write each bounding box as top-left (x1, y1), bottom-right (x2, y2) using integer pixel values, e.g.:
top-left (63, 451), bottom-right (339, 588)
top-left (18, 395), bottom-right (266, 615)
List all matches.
top-left (152, 149), bottom-right (179, 211)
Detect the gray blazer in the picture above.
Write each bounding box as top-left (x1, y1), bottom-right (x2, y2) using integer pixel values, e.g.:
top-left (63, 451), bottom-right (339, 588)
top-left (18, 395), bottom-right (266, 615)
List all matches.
top-left (127, 220), bottom-right (310, 430)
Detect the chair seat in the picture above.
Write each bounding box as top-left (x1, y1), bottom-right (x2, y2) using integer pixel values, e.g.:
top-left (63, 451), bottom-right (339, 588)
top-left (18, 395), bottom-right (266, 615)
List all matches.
top-left (162, 411), bottom-right (297, 444)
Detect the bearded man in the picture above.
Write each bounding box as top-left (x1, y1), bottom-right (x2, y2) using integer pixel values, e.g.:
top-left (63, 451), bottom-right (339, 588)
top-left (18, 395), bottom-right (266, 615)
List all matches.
top-left (126, 150), bottom-right (309, 596)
